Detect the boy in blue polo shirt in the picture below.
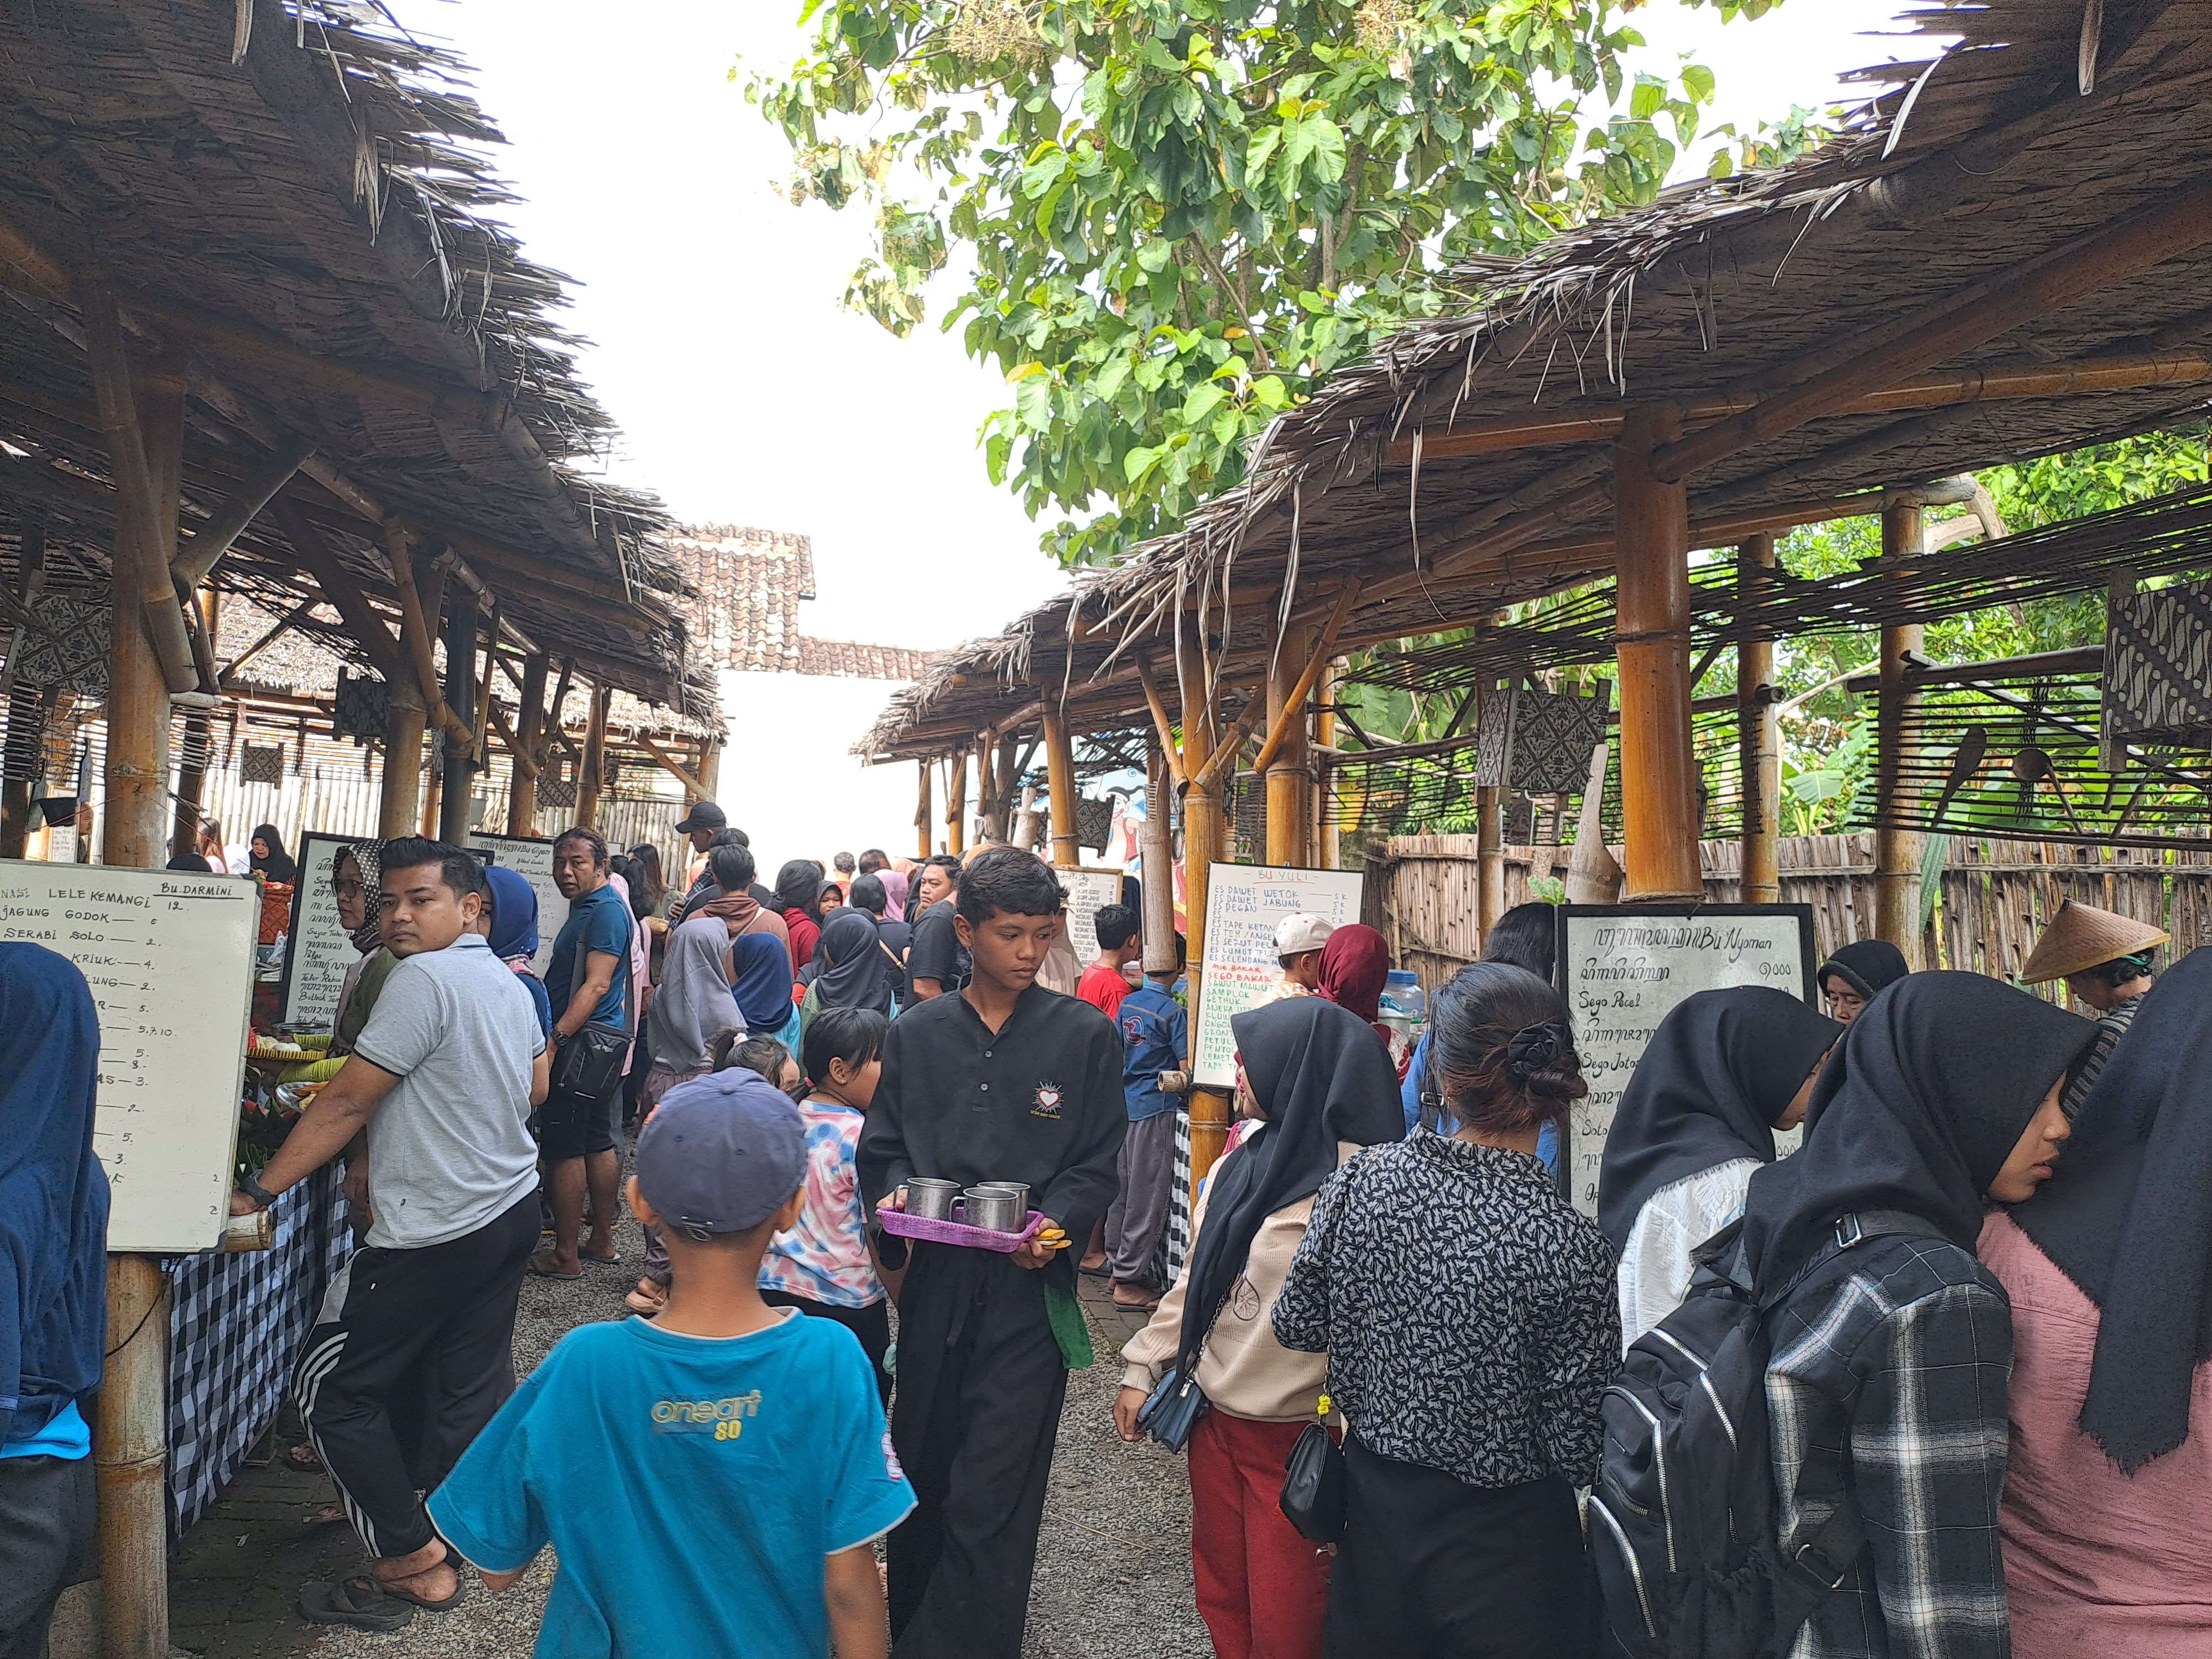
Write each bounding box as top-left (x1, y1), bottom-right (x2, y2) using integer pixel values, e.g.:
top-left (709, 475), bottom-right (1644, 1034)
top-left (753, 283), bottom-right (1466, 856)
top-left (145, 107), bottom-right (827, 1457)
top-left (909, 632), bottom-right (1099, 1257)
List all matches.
top-left (429, 1071), bottom-right (911, 1657)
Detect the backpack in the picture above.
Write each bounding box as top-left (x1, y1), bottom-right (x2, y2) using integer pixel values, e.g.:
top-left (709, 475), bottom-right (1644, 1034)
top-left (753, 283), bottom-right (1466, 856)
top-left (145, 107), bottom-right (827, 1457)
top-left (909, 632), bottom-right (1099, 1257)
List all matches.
top-left (1590, 1211), bottom-right (1938, 1659)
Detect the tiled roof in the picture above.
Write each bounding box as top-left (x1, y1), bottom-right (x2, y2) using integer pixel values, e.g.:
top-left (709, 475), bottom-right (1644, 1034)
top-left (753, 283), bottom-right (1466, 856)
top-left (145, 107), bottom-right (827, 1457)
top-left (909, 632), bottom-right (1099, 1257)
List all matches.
top-left (795, 636), bottom-right (939, 682)
top-left (666, 525), bottom-right (817, 674)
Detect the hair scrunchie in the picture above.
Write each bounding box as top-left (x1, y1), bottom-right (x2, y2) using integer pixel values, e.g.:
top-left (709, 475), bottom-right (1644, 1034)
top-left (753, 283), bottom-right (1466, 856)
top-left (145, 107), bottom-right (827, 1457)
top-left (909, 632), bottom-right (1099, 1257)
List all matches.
top-left (1504, 1020), bottom-right (1572, 1083)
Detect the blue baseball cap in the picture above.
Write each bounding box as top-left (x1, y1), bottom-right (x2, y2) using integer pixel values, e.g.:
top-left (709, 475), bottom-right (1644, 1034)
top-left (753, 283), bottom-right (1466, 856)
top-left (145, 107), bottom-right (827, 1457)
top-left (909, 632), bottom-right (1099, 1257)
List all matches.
top-left (634, 1071), bottom-right (805, 1240)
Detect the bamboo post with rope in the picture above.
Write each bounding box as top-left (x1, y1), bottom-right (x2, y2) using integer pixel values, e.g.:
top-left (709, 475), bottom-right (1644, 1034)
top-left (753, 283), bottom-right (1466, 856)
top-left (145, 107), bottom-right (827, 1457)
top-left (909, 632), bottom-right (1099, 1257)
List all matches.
top-left (577, 684), bottom-right (610, 830)
top-left (915, 759), bottom-right (933, 858)
top-left (1613, 406), bottom-right (1703, 900)
top-left (1044, 709), bottom-right (1080, 868)
top-left (1739, 535), bottom-right (1782, 905)
top-left (1876, 500), bottom-right (1925, 960)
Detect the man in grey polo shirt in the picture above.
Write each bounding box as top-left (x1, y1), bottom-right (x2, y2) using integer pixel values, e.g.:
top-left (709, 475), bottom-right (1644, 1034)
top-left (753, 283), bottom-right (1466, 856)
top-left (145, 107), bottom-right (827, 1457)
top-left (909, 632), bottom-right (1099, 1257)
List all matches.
top-left (231, 837), bottom-right (547, 1623)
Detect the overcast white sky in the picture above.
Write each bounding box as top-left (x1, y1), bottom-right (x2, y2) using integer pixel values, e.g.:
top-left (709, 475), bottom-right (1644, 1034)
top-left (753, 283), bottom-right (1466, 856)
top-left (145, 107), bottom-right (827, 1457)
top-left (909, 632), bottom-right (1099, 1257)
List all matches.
top-left (418, 0), bottom-right (1914, 651)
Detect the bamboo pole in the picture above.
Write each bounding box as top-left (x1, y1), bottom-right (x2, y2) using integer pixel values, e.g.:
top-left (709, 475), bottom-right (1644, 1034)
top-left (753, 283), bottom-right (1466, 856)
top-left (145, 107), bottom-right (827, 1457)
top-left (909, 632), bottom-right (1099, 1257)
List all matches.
top-left (577, 684), bottom-right (610, 830)
top-left (636, 733), bottom-right (709, 799)
top-left (1876, 502), bottom-right (1925, 959)
top-left (436, 580), bottom-right (477, 843)
top-left (696, 735), bottom-right (723, 801)
top-left (382, 526), bottom-right (473, 755)
top-left (945, 751), bottom-right (968, 855)
top-left (378, 675), bottom-right (427, 839)
top-left (1316, 660), bottom-right (1339, 869)
top-left (1135, 656), bottom-right (1187, 787)
top-left (102, 369), bottom-right (181, 864)
top-left (96, 1255), bottom-right (170, 1659)
top-left (170, 431), bottom-right (314, 587)
top-left (1178, 660), bottom-right (1232, 1183)
top-left (507, 652), bottom-right (547, 837)
top-left (974, 735), bottom-right (999, 844)
top-left (915, 759), bottom-right (933, 858)
top-left (1264, 623), bottom-right (1315, 867)
top-left (1740, 535), bottom-right (1782, 905)
top-left (1044, 708), bottom-right (1080, 867)
top-left (1614, 407), bottom-right (1702, 900)
top-left (172, 589), bottom-right (217, 860)
top-left (1141, 733), bottom-right (1176, 969)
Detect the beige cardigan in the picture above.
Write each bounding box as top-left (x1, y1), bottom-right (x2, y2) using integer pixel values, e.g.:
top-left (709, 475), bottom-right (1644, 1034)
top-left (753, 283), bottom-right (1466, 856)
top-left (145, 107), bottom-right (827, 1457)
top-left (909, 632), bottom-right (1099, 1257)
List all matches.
top-left (1118, 1138), bottom-right (1354, 1424)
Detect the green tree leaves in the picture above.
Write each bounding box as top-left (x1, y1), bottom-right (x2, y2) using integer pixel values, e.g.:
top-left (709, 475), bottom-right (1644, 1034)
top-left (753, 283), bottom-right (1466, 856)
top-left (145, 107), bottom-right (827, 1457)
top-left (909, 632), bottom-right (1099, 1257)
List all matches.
top-left (745, 0), bottom-right (1763, 567)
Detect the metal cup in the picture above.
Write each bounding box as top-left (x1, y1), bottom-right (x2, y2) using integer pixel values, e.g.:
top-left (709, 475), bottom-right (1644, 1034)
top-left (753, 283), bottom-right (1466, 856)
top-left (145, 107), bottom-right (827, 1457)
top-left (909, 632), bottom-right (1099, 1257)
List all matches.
top-left (962, 1187), bottom-right (1026, 1233)
top-left (971, 1181), bottom-right (1029, 1218)
top-left (904, 1178), bottom-right (961, 1220)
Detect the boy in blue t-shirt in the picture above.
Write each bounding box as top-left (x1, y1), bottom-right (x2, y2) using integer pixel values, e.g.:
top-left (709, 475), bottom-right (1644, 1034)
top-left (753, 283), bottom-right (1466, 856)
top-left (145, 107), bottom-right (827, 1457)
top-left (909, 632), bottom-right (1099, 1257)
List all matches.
top-left (429, 1071), bottom-right (912, 1658)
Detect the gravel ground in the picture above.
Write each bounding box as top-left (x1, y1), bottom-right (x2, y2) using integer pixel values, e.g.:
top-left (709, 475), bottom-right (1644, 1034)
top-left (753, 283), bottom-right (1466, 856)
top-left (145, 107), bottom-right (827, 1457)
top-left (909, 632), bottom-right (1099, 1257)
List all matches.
top-left (312, 1194), bottom-right (1211, 1659)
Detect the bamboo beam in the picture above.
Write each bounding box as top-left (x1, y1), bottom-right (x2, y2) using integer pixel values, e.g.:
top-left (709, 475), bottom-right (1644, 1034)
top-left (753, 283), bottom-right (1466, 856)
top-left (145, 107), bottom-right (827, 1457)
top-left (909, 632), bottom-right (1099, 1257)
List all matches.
top-left (218, 596), bottom-right (315, 686)
top-left (636, 732), bottom-right (708, 799)
top-left (576, 684), bottom-right (611, 830)
top-left (269, 499), bottom-right (404, 680)
top-left (1193, 690), bottom-right (1270, 796)
top-left (79, 281), bottom-right (197, 696)
top-left (1381, 346), bottom-right (2212, 465)
top-left (1875, 502), bottom-right (1924, 962)
top-left (1738, 535), bottom-right (1781, 905)
top-left (437, 582), bottom-right (478, 843)
top-left (1614, 406), bottom-right (1702, 901)
top-left (382, 524), bottom-right (474, 755)
top-left (1135, 656), bottom-right (1186, 785)
top-left (1652, 185), bottom-right (2212, 484)
top-left (1251, 585), bottom-right (1358, 781)
top-left (1044, 708), bottom-right (1080, 867)
top-left (171, 431), bottom-right (314, 587)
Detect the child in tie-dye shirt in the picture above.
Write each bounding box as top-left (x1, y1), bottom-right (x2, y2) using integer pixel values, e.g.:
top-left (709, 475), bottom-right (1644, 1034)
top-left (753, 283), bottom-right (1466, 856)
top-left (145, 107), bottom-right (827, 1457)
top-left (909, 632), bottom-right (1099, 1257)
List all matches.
top-left (760, 1006), bottom-right (894, 1401)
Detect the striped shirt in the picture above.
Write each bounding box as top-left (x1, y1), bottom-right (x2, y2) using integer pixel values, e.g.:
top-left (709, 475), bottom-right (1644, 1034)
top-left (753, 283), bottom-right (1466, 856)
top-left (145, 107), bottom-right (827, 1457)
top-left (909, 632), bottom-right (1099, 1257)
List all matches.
top-left (1767, 1234), bottom-right (2015, 1659)
top-left (2060, 992), bottom-right (2143, 1118)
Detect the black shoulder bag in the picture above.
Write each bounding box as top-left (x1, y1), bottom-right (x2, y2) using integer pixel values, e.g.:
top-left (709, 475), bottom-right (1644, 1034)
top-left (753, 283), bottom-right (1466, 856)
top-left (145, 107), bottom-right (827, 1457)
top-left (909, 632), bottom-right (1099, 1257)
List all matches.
top-left (550, 904), bottom-right (634, 1103)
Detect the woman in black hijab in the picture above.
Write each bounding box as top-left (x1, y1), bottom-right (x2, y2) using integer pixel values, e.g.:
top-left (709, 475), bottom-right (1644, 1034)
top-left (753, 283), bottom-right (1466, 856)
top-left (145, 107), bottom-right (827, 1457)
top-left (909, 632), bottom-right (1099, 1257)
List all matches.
top-left (1599, 986), bottom-right (1840, 1341)
top-left (1981, 948), bottom-right (2212, 1657)
top-left (1815, 937), bottom-right (1909, 1026)
top-left (1743, 972), bottom-right (2091, 1659)
top-left (1112, 997), bottom-right (1402, 1659)
top-left (247, 823), bottom-right (298, 884)
top-left (805, 907), bottom-right (899, 1022)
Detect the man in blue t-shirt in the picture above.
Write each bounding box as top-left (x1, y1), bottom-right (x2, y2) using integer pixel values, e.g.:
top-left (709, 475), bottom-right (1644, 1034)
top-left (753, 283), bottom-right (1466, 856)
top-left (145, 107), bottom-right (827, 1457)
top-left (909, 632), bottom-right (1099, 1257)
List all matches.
top-left (1103, 952), bottom-right (1188, 1310)
top-left (535, 827), bottom-right (635, 1279)
top-left (432, 1073), bottom-right (911, 1657)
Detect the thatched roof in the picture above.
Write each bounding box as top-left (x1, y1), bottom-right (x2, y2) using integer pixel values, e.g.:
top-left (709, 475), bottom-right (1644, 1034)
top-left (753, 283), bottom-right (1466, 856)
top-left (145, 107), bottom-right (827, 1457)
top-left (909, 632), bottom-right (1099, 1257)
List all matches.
top-left (860, 0), bottom-right (2212, 760)
top-left (0, 0), bottom-right (713, 719)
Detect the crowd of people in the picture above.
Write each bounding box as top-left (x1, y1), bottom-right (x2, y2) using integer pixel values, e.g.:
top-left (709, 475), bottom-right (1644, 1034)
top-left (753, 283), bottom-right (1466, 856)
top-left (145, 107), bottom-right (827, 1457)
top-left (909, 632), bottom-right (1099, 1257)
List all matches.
top-left (0, 794), bottom-right (2204, 1659)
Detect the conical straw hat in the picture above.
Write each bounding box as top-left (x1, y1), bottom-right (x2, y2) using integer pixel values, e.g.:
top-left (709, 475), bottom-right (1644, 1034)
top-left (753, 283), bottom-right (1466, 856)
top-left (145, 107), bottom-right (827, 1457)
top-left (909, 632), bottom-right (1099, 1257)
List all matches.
top-left (2018, 899), bottom-right (2169, 983)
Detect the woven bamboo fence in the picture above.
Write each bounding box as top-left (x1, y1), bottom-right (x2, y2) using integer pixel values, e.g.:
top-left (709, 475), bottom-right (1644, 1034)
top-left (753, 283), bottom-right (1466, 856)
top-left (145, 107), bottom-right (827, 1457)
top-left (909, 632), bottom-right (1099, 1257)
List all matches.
top-left (1378, 832), bottom-right (2212, 1000)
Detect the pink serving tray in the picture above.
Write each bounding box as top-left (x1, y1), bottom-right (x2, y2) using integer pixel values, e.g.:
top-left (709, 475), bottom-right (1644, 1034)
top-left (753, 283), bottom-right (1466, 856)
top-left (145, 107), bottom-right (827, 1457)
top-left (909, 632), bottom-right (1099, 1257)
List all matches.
top-left (878, 1204), bottom-right (1046, 1253)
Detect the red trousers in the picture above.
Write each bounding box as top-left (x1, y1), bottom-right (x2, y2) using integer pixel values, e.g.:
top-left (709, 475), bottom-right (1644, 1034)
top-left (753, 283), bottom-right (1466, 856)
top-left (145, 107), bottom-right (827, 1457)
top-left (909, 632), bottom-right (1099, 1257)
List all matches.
top-left (1188, 1411), bottom-right (1331, 1659)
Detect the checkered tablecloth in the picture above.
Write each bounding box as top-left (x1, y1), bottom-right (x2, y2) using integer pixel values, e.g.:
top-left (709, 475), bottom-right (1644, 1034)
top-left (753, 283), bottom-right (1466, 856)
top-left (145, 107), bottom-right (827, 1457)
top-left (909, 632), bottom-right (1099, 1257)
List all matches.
top-left (166, 1164), bottom-right (353, 1536)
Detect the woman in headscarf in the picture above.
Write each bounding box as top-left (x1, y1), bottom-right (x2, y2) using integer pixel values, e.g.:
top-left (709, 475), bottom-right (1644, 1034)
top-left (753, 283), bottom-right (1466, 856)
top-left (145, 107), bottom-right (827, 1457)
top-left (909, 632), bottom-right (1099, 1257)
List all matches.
top-left (330, 840), bottom-right (393, 1055)
top-left (0, 946), bottom-right (108, 1659)
top-left (1115, 998), bottom-right (1404, 1659)
top-left (771, 858), bottom-right (827, 969)
top-left (805, 906), bottom-right (898, 1025)
top-left (1814, 937), bottom-right (1910, 1026)
top-left (1598, 986), bottom-right (1841, 1342)
top-left (1980, 948), bottom-right (2212, 1658)
top-left (1740, 972), bottom-right (2091, 1659)
top-left (1313, 923), bottom-right (1411, 1088)
top-left (248, 824), bottom-right (298, 885)
top-left (482, 866), bottom-right (551, 1041)
top-left (731, 930), bottom-right (802, 1053)
top-left (1274, 963), bottom-right (1615, 1658)
top-left (644, 910), bottom-right (740, 1103)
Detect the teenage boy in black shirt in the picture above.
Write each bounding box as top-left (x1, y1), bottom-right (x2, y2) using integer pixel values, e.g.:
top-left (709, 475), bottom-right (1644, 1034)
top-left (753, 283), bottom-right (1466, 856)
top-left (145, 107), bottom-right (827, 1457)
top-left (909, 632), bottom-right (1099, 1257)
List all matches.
top-left (904, 853), bottom-right (969, 1002)
top-left (858, 848), bottom-right (1125, 1659)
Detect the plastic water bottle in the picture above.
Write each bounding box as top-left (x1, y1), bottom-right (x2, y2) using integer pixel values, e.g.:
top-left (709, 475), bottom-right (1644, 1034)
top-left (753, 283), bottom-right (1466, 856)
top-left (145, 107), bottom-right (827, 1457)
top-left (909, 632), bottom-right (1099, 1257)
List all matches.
top-left (1380, 970), bottom-right (1426, 1045)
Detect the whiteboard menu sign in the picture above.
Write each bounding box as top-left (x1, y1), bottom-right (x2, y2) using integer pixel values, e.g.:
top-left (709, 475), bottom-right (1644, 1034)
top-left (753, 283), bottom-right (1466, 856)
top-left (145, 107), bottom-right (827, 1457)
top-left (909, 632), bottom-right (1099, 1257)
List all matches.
top-left (1055, 868), bottom-right (1124, 965)
top-left (1557, 904), bottom-right (1817, 1217)
top-left (279, 831), bottom-right (361, 1031)
top-left (466, 832), bottom-right (567, 978)
top-left (0, 859), bottom-right (257, 1253)
top-left (1193, 862), bottom-right (1364, 1088)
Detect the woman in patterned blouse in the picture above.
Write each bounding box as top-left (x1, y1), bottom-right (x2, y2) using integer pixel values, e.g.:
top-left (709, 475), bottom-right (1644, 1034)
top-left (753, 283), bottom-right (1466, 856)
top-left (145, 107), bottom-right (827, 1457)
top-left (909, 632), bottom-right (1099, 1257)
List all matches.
top-left (1274, 962), bottom-right (1618, 1658)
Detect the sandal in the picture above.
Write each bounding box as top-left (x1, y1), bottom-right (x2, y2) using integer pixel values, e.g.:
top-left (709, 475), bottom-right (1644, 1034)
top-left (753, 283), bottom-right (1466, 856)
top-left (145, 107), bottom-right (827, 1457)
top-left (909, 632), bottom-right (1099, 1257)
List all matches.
top-left (285, 1442), bottom-right (322, 1472)
top-left (377, 1572), bottom-right (468, 1612)
top-left (527, 1255), bottom-right (584, 1281)
top-left (299, 1576), bottom-right (413, 1632)
top-left (310, 1501), bottom-right (349, 1527)
top-left (580, 1246), bottom-right (621, 1265)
